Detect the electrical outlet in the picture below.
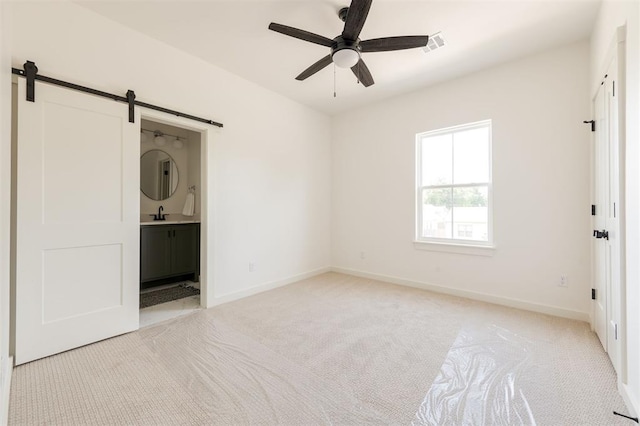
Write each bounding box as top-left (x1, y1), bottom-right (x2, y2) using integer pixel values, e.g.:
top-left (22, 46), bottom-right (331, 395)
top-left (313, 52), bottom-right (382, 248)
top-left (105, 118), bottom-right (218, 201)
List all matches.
top-left (249, 262), bottom-right (255, 272)
top-left (559, 275), bottom-right (568, 287)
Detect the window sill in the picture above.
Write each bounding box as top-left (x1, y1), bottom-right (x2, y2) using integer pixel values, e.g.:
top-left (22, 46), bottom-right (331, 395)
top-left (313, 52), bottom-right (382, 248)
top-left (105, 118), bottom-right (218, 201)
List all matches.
top-left (413, 240), bottom-right (495, 257)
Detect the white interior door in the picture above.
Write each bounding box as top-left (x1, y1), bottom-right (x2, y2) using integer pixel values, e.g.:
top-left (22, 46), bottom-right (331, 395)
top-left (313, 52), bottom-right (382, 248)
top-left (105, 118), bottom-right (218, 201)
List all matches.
top-left (593, 81), bottom-right (608, 351)
top-left (15, 78), bottom-right (139, 365)
top-left (593, 57), bottom-right (621, 373)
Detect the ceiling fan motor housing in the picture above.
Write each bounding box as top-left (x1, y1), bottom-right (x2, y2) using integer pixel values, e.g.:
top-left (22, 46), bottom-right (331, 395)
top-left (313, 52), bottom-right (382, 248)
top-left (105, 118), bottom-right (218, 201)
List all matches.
top-left (331, 36), bottom-right (362, 68)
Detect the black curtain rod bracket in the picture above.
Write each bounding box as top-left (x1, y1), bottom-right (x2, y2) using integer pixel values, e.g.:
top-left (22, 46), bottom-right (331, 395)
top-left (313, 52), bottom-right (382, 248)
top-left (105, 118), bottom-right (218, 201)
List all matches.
top-left (12, 61), bottom-right (223, 128)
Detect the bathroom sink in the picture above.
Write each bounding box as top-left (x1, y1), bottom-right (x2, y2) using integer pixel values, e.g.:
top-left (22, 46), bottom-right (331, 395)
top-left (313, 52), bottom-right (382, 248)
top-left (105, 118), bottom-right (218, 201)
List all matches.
top-left (140, 214), bottom-right (200, 226)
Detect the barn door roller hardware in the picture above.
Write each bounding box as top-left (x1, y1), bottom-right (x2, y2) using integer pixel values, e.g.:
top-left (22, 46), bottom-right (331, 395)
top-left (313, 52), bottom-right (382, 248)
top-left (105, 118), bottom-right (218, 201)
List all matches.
top-left (11, 61), bottom-right (223, 128)
top-left (583, 120), bottom-right (595, 132)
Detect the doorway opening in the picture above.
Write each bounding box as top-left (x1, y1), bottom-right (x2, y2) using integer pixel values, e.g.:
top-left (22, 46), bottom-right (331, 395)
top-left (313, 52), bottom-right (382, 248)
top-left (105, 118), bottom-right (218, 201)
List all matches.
top-left (139, 118), bottom-right (203, 327)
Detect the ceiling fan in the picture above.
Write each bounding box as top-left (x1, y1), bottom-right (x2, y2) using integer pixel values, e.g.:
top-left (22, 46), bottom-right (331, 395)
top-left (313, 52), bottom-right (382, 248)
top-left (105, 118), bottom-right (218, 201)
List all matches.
top-left (268, 0), bottom-right (429, 88)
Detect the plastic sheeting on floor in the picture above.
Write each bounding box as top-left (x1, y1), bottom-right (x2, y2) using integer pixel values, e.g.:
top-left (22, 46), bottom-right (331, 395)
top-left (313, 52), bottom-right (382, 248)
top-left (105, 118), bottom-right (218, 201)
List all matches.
top-left (414, 324), bottom-right (537, 425)
top-left (139, 313), bottom-right (387, 424)
top-left (9, 273), bottom-right (628, 425)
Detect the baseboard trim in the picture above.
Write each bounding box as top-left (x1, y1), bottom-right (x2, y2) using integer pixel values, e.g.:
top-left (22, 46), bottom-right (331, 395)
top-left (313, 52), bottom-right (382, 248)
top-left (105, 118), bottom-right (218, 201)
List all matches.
top-left (332, 267), bottom-right (590, 322)
top-left (1, 356), bottom-right (12, 426)
top-left (620, 382), bottom-right (639, 419)
top-left (211, 267), bottom-right (331, 306)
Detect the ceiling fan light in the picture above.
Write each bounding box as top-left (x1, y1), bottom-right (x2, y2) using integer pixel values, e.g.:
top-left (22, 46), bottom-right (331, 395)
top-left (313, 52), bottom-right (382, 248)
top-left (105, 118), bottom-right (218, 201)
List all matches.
top-left (332, 48), bottom-right (360, 68)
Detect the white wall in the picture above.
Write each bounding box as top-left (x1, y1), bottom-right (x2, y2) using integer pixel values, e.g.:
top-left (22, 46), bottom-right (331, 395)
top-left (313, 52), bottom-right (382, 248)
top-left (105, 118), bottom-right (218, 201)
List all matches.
top-left (590, 0), bottom-right (640, 416)
top-left (0, 1), bottom-right (12, 423)
top-left (8, 2), bottom-right (331, 302)
top-left (332, 41), bottom-right (591, 320)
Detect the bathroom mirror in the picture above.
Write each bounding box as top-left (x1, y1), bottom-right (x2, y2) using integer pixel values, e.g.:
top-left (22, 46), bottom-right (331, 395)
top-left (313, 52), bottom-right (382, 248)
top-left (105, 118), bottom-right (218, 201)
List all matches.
top-left (140, 150), bottom-right (179, 201)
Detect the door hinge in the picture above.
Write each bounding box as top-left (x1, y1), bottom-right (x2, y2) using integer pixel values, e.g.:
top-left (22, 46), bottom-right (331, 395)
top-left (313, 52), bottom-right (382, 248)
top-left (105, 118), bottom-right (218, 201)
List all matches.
top-left (592, 288), bottom-right (596, 300)
top-left (591, 204), bottom-right (596, 216)
top-left (613, 81), bottom-right (615, 97)
top-left (583, 120), bottom-right (595, 132)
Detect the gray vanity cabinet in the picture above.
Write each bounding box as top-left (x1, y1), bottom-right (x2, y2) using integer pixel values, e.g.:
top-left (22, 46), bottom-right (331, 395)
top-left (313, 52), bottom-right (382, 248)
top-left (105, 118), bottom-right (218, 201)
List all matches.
top-left (140, 226), bottom-right (172, 281)
top-left (140, 223), bottom-right (200, 285)
top-left (171, 225), bottom-right (199, 276)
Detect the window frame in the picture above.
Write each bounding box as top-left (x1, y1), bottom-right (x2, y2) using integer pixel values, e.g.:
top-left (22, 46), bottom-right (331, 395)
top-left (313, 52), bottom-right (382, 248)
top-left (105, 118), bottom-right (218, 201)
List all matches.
top-left (415, 120), bottom-right (494, 249)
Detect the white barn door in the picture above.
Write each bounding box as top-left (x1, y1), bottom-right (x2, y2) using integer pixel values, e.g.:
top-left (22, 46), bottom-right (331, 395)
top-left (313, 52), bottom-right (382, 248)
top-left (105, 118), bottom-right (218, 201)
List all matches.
top-left (15, 78), bottom-right (139, 365)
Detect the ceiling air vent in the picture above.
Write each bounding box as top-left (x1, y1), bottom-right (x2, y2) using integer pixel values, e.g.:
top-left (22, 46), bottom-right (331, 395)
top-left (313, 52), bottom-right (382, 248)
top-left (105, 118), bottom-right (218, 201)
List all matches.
top-left (423, 32), bottom-right (446, 53)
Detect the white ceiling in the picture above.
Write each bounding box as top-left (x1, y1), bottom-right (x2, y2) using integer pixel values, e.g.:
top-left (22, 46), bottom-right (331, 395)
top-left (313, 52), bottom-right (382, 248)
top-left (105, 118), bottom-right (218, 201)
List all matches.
top-left (78, 0), bottom-right (600, 116)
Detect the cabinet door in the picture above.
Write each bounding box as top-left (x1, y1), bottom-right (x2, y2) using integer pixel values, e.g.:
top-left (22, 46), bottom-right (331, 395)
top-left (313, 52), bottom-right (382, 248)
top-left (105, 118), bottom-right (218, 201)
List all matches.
top-left (171, 224), bottom-right (199, 276)
top-left (140, 226), bottom-right (172, 282)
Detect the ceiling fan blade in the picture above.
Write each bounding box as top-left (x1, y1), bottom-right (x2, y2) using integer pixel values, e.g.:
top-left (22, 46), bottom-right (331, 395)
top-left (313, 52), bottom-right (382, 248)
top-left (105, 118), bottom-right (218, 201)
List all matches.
top-left (350, 59), bottom-right (374, 87)
top-left (342, 0), bottom-right (373, 41)
top-left (360, 35), bottom-right (430, 52)
top-left (269, 23), bottom-right (334, 47)
top-left (296, 55), bottom-right (333, 81)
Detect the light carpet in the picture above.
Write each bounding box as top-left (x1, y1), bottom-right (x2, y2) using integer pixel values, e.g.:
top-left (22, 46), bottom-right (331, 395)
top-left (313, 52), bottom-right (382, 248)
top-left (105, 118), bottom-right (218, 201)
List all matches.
top-left (9, 272), bottom-right (629, 425)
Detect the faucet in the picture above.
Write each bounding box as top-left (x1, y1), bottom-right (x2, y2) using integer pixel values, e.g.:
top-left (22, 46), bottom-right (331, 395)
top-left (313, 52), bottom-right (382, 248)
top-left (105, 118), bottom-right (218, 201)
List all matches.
top-left (151, 205), bottom-right (168, 221)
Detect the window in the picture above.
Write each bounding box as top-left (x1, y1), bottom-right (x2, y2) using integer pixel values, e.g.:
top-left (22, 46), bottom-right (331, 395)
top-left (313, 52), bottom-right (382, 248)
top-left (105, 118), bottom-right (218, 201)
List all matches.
top-left (416, 120), bottom-right (492, 246)
top-left (457, 224), bottom-right (473, 238)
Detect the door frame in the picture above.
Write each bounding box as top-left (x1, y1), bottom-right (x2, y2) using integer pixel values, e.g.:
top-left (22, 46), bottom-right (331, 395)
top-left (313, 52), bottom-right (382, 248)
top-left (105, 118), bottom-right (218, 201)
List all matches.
top-left (139, 108), bottom-right (219, 308)
top-left (590, 26), bottom-right (627, 383)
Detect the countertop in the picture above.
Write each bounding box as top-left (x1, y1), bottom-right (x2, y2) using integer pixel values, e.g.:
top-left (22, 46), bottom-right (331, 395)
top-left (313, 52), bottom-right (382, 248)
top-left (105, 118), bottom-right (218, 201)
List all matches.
top-left (140, 214), bottom-right (200, 226)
